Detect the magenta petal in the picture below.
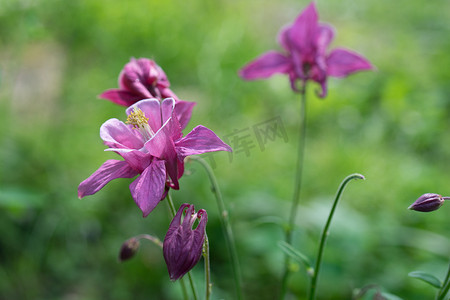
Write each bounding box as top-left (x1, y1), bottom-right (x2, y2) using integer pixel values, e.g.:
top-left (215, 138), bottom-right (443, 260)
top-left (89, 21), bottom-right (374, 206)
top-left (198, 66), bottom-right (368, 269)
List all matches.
top-left (99, 89), bottom-right (141, 107)
top-left (78, 159), bottom-right (138, 198)
top-left (175, 125), bottom-right (232, 157)
top-left (160, 98), bottom-right (183, 141)
top-left (129, 160), bottom-right (166, 217)
top-left (161, 98), bottom-right (176, 125)
top-left (239, 51), bottom-right (292, 80)
top-left (316, 24), bottom-right (335, 55)
top-left (120, 61), bottom-right (153, 98)
top-left (278, 25), bottom-right (292, 52)
top-left (100, 118), bottom-right (144, 149)
top-left (144, 127), bottom-right (180, 189)
top-left (289, 2), bottom-right (319, 55)
top-left (174, 100), bottom-right (196, 130)
top-left (109, 148), bottom-right (151, 173)
top-left (326, 48), bottom-right (373, 77)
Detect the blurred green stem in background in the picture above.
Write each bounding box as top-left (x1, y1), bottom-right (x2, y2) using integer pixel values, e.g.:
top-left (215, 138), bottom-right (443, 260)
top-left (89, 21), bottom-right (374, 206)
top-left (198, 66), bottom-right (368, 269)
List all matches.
top-left (281, 85), bottom-right (307, 299)
top-left (188, 155), bottom-right (243, 300)
top-left (308, 173), bottom-right (365, 300)
top-left (203, 234), bottom-right (212, 300)
top-left (436, 262), bottom-right (450, 300)
top-left (166, 192), bottom-right (199, 300)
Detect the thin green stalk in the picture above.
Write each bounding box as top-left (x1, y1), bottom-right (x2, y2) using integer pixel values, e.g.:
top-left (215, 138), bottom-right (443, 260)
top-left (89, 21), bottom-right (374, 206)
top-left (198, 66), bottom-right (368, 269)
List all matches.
top-left (166, 192), bottom-right (199, 300)
top-left (179, 277), bottom-right (189, 300)
top-left (436, 262), bottom-right (450, 300)
top-left (281, 87), bottom-right (307, 298)
top-left (308, 173), bottom-right (365, 300)
top-left (187, 273), bottom-right (198, 300)
top-left (204, 234), bottom-right (212, 300)
top-left (188, 156), bottom-right (243, 300)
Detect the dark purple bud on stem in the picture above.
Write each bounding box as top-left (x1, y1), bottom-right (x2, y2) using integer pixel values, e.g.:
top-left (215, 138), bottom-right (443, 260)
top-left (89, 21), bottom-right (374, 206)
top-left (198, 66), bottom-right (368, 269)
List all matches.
top-left (119, 237), bottom-right (140, 261)
top-left (163, 203), bottom-right (208, 281)
top-left (408, 193), bottom-right (445, 212)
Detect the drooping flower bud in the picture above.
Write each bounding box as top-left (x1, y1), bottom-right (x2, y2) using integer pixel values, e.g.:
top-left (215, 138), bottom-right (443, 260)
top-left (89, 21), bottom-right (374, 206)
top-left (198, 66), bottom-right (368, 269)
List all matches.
top-left (119, 237), bottom-right (141, 261)
top-left (163, 203), bottom-right (208, 281)
top-left (408, 193), bottom-right (444, 212)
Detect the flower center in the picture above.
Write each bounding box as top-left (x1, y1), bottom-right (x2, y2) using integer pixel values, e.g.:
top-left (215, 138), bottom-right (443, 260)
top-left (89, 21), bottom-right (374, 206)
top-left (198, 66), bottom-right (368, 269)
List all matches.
top-left (126, 108), bottom-right (155, 141)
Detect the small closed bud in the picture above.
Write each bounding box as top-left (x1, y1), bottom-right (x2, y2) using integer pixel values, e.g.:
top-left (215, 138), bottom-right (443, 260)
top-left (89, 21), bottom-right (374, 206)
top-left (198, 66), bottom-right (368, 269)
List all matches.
top-left (163, 203), bottom-right (207, 281)
top-left (408, 193), bottom-right (444, 212)
top-left (119, 237), bottom-right (140, 261)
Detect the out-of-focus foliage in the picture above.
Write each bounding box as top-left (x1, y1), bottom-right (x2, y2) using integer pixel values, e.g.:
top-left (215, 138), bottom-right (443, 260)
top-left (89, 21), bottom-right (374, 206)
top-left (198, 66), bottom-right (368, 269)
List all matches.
top-left (0, 0), bottom-right (449, 299)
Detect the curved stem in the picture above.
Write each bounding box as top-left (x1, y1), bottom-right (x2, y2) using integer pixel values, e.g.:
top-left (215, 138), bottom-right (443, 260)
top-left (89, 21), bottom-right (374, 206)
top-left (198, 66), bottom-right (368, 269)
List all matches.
top-left (281, 87), bottom-right (307, 298)
top-left (166, 192), bottom-right (199, 300)
top-left (436, 262), bottom-right (450, 300)
top-left (308, 173), bottom-right (365, 300)
top-left (135, 234), bottom-right (163, 248)
top-left (188, 156), bottom-right (243, 300)
top-left (204, 234), bottom-right (212, 300)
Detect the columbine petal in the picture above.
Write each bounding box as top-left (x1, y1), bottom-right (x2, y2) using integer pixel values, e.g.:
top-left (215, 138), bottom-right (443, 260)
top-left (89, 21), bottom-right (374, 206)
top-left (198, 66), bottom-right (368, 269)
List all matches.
top-left (316, 24), bottom-right (335, 55)
top-left (326, 48), bottom-right (374, 77)
top-left (129, 159), bottom-right (166, 217)
top-left (119, 59), bottom-right (153, 98)
top-left (239, 51), bottom-right (292, 80)
top-left (99, 89), bottom-right (141, 106)
top-left (174, 100), bottom-right (196, 131)
top-left (145, 129), bottom-right (180, 189)
top-left (289, 2), bottom-right (319, 58)
top-left (278, 25), bottom-right (292, 52)
top-left (106, 148), bottom-right (151, 173)
top-left (100, 118), bottom-right (144, 149)
top-left (175, 125), bottom-right (232, 157)
top-left (78, 160), bottom-right (138, 198)
top-left (160, 98), bottom-right (176, 127)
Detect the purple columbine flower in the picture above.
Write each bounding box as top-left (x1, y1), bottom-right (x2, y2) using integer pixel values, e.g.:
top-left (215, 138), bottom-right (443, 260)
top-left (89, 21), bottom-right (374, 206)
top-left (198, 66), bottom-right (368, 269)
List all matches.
top-left (163, 203), bottom-right (207, 281)
top-left (408, 193), bottom-right (446, 212)
top-left (99, 57), bottom-right (195, 129)
top-left (239, 2), bottom-right (373, 97)
top-left (78, 98), bottom-right (231, 217)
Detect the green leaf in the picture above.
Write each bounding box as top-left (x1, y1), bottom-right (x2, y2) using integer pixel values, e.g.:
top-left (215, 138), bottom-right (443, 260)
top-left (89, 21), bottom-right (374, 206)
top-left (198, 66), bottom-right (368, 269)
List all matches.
top-left (277, 241), bottom-right (313, 276)
top-left (408, 271), bottom-right (442, 289)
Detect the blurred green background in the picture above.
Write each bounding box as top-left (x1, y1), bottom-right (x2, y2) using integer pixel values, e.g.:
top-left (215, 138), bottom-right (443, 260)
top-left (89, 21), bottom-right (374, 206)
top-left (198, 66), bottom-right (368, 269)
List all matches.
top-left (0, 0), bottom-right (449, 299)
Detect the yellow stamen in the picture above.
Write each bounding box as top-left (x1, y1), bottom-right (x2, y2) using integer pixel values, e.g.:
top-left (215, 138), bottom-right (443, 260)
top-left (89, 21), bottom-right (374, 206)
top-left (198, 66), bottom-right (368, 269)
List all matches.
top-left (126, 107), bottom-right (155, 140)
top-left (126, 108), bottom-right (149, 129)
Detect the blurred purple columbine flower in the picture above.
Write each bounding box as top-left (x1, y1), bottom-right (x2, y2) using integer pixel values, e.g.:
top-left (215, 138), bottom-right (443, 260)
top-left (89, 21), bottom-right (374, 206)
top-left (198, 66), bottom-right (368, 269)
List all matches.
top-left (78, 98), bottom-right (231, 217)
top-left (99, 58), bottom-right (195, 129)
top-left (408, 193), bottom-right (446, 212)
top-left (239, 2), bottom-right (373, 97)
top-left (163, 203), bottom-right (207, 281)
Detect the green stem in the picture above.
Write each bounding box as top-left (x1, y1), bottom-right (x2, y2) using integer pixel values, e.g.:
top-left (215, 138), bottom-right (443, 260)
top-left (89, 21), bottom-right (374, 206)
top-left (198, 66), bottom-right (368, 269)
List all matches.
top-left (436, 261), bottom-right (450, 300)
top-left (166, 192), bottom-right (199, 300)
top-left (281, 87), bottom-right (307, 298)
top-left (179, 278), bottom-right (189, 300)
top-left (187, 273), bottom-right (198, 300)
top-left (204, 234), bottom-right (212, 300)
top-left (308, 173), bottom-right (365, 300)
top-left (188, 156), bottom-right (243, 300)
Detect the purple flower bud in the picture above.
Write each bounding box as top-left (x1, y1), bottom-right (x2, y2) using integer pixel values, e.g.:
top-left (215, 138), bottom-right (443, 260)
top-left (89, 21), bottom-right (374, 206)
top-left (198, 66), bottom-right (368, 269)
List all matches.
top-left (408, 193), bottom-right (444, 212)
top-left (163, 203), bottom-right (207, 281)
top-left (119, 237), bottom-right (140, 261)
